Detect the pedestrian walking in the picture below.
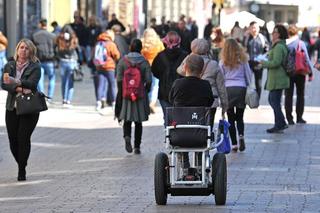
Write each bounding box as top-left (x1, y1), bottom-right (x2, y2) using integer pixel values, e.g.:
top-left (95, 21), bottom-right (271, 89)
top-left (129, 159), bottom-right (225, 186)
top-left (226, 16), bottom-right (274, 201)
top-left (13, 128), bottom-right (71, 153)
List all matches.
top-left (141, 28), bottom-right (165, 113)
top-left (56, 25), bottom-right (79, 107)
top-left (115, 39), bottom-right (152, 154)
top-left (51, 21), bottom-right (61, 36)
top-left (285, 25), bottom-right (313, 125)
top-left (230, 21), bottom-right (244, 43)
top-left (94, 30), bottom-right (120, 112)
top-left (245, 21), bottom-right (269, 98)
top-left (107, 13), bottom-right (126, 32)
top-left (176, 20), bottom-right (192, 53)
top-left (151, 31), bottom-right (188, 120)
top-left (70, 11), bottom-right (89, 65)
top-left (32, 18), bottom-right (56, 102)
top-left (209, 27), bottom-right (225, 62)
top-left (0, 30), bottom-right (8, 79)
top-left (177, 38), bottom-right (228, 126)
top-left (1, 39), bottom-right (41, 181)
top-left (220, 38), bottom-right (252, 152)
top-left (261, 24), bottom-right (290, 133)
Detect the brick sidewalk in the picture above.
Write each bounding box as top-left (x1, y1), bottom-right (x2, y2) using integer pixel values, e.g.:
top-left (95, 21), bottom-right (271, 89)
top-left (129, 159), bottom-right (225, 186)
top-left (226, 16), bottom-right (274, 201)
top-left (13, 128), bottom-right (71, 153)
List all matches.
top-left (0, 69), bottom-right (319, 212)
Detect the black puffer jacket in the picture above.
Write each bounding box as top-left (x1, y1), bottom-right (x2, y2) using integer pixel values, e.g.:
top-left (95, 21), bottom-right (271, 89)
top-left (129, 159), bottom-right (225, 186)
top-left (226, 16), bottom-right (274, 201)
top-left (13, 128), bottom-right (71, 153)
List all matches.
top-left (151, 47), bottom-right (188, 102)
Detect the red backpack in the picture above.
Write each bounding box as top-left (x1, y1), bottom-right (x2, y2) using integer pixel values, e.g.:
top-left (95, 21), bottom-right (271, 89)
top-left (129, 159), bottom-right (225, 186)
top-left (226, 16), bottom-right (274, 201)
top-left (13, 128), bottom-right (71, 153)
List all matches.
top-left (122, 57), bottom-right (144, 101)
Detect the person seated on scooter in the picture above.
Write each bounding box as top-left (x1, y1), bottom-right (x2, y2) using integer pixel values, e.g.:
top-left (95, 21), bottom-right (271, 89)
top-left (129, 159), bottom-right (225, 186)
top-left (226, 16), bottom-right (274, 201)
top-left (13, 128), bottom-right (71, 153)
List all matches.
top-left (169, 54), bottom-right (214, 170)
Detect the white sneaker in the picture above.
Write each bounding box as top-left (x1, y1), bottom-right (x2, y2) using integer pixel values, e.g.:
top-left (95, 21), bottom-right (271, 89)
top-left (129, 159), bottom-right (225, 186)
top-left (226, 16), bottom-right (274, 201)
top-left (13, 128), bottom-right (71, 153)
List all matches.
top-left (96, 101), bottom-right (102, 111)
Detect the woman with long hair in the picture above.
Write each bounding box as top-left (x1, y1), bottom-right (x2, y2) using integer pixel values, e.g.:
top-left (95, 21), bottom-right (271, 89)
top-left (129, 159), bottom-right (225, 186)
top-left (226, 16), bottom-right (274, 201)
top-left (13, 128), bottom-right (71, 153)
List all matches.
top-left (141, 28), bottom-right (165, 113)
top-left (1, 39), bottom-right (41, 181)
top-left (56, 25), bottom-right (79, 107)
top-left (220, 38), bottom-right (252, 152)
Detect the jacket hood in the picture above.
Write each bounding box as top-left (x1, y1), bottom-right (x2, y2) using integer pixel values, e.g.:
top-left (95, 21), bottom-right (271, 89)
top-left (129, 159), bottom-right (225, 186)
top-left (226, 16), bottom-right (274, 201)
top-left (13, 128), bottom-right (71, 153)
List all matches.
top-left (126, 52), bottom-right (146, 65)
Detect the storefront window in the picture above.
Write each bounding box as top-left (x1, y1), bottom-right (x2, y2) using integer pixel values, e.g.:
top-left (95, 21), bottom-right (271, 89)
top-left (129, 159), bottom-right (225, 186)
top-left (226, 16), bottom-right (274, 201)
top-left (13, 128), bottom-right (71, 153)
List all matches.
top-left (19, 0), bottom-right (41, 38)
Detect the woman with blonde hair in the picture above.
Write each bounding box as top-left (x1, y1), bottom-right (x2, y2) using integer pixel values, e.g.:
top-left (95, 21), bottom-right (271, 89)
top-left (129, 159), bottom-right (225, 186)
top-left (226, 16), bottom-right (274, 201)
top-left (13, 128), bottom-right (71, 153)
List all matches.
top-left (141, 28), bottom-right (165, 113)
top-left (1, 39), bottom-right (41, 181)
top-left (220, 38), bottom-right (252, 152)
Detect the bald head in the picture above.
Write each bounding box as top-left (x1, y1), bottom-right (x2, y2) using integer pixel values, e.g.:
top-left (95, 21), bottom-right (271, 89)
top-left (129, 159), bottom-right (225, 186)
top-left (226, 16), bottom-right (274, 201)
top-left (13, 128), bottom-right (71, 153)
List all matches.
top-left (185, 54), bottom-right (204, 77)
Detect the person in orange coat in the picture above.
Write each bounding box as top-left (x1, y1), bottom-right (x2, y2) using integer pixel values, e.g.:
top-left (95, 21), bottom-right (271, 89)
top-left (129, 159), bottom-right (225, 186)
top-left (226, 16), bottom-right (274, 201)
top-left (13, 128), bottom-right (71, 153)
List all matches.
top-left (94, 30), bottom-right (120, 111)
top-left (141, 28), bottom-right (165, 113)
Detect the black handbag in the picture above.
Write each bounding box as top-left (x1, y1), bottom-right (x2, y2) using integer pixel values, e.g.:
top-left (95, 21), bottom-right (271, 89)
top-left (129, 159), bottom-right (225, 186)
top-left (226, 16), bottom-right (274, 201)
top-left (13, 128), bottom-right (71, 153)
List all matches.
top-left (16, 91), bottom-right (48, 115)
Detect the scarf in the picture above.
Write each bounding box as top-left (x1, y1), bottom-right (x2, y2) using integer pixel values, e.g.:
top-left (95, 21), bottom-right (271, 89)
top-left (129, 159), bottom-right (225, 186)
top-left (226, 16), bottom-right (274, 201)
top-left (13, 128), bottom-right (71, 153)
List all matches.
top-left (162, 34), bottom-right (181, 49)
top-left (15, 61), bottom-right (30, 80)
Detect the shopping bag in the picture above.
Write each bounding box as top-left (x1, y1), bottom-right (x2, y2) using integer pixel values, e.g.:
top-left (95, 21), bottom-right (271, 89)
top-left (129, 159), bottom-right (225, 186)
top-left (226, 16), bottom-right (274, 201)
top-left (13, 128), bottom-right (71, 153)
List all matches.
top-left (16, 91), bottom-right (48, 115)
top-left (246, 87), bottom-right (259, 109)
top-left (216, 119), bottom-right (231, 154)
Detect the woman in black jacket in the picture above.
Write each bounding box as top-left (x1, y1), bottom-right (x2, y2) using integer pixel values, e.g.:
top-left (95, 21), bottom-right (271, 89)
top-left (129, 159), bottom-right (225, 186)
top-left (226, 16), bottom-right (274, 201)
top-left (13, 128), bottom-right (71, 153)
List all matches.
top-left (1, 39), bottom-right (41, 181)
top-left (151, 31), bottom-right (188, 120)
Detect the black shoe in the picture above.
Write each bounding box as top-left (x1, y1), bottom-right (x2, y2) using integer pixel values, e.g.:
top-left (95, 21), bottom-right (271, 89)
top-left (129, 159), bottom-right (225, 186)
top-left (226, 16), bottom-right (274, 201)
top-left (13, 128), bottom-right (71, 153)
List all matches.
top-left (17, 168), bottom-right (26, 181)
top-left (279, 124), bottom-right (289, 130)
top-left (288, 120), bottom-right (295, 125)
top-left (124, 136), bottom-right (132, 153)
top-left (297, 118), bottom-right (306, 124)
top-left (133, 148), bottom-right (141, 154)
top-left (239, 137), bottom-right (246, 152)
top-left (266, 127), bottom-right (283, 134)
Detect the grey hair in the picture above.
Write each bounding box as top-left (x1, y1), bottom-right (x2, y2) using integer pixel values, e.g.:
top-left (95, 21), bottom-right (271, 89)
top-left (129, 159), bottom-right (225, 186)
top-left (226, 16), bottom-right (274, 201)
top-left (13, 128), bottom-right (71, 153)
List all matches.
top-left (191, 38), bottom-right (210, 55)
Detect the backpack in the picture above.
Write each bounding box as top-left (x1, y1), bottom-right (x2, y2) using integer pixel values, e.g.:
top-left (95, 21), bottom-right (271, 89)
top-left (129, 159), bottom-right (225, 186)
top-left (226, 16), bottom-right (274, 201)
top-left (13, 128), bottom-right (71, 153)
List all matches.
top-left (122, 57), bottom-right (144, 101)
top-left (283, 45), bottom-right (296, 77)
top-left (284, 41), bottom-right (309, 76)
top-left (93, 41), bottom-right (107, 67)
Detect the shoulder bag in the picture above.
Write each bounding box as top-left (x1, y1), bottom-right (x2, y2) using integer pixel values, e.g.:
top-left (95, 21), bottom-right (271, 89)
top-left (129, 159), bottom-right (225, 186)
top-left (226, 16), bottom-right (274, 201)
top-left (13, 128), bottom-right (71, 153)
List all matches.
top-left (16, 91), bottom-right (48, 115)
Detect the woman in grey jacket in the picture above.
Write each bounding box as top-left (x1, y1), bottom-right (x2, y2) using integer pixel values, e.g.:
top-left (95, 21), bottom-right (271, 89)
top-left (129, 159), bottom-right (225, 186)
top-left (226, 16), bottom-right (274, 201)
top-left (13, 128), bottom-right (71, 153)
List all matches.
top-left (115, 39), bottom-right (152, 154)
top-left (177, 38), bottom-right (228, 126)
top-left (1, 39), bottom-right (41, 181)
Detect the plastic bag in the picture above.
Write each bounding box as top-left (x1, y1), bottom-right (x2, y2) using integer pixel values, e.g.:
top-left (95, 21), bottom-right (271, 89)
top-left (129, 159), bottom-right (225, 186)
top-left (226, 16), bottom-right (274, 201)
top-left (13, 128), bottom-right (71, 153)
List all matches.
top-left (216, 119), bottom-right (231, 154)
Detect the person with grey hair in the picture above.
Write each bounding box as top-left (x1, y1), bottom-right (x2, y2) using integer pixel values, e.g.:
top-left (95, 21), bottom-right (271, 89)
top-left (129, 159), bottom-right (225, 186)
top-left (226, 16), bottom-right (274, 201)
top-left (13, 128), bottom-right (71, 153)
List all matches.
top-left (169, 53), bottom-right (214, 169)
top-left (169, 54), bottom-right (214, 107)
top-left (177, 38), bottom-right (228, 126)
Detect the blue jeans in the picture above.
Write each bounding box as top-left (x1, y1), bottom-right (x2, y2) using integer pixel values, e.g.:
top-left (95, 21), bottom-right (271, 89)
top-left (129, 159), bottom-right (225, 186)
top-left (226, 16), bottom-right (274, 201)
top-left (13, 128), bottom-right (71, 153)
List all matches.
top-left (148, 75), bottom-right (159, 104)
top-left (268, 89), bottom-right (287, 129)
top-left (97, 71), bottom-right (116, 102)
top-left (38, 61), bottom-right (55, 99)
top-left (60, 60), bottom-right (77, 103)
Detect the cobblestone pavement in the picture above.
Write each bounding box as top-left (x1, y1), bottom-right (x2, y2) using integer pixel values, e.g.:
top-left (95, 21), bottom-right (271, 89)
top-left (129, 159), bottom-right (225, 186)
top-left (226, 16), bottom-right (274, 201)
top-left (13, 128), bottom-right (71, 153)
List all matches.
top-left (0, 68), bottom-right (320, 212)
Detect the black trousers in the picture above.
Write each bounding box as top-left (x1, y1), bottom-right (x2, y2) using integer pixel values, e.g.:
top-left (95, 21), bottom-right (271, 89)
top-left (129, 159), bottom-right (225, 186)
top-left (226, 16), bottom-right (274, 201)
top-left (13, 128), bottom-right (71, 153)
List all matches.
top-left (227, 107), bottom-right (245, 145)
top-left (123, 121), bottom-right (142, 148)
top-left (285, 74), bottom-right (306, 121)
top-left (5, 109), bottom-right (39, 169)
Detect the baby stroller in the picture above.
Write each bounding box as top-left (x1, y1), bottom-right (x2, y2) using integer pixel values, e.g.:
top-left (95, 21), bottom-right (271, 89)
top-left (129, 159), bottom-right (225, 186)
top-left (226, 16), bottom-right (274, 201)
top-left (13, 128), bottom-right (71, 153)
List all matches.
top-left (154, 107), bottom-right (227, 205)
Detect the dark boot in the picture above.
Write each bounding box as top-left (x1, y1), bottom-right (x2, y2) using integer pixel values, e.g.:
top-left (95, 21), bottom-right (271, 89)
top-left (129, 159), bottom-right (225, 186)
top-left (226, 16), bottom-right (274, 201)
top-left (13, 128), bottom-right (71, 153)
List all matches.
top-left (134, 140), bottom-right (141, 154)
top-left (124, 136), bottom-right (132, 153)
top-left (18, 166), bottom-right (26, 181)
